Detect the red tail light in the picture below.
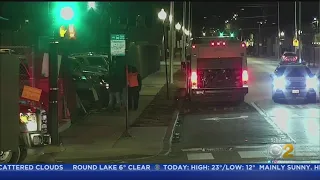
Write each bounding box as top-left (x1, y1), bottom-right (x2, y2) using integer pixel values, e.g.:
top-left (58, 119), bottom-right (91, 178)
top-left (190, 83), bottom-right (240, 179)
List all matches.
top-left (191, 71), bottom-right (197, 89)
top-left (211, 42), bottom-right (215, 46)
top-left (293, 56), bottom-right (298, 61)
top-left (241, 43), bottom-right (246, 48)
top-left (222, 42), bottom-right (226, 46)
top-left (192, 45), bottom-right (196, 49)
top-left (242, 70), bottom-right (248, 82)
top-left (217, 42), bottom-right (221, 46)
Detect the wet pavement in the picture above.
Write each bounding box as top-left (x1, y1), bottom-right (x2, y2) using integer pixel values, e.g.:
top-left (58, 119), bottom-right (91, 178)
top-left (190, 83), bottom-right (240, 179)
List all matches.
top-left (31, 57), bottom-right (320, 164)
top-left (120, 57), bottom-right (320, 164)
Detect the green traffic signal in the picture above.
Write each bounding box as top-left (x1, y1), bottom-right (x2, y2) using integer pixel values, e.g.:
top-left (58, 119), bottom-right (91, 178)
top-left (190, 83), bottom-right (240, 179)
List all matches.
top-left (53, 2), bottom-right (79, 25)
top-left (60, 7), bottom-right (74, 20)
top-left (219, 32), bottom-right (224, 37)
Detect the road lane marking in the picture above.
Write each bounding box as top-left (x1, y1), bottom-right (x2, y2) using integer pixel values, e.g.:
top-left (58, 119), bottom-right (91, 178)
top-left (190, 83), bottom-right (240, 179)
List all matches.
top-left (187, 153), bottom-right (214, 160)
top-left (297, 105), bottom-right (304, 108)
top-left (182, 148), bottom-right (204, 152)
top-left (250, 102), bottom-right (296, 144)
top-left (234, 145), bottom-right (267, 149)
top-left (200, 116), bottom-right (249, 121)
top-left (182, 147), bottom-right (233, 152)
top-left (238, 151), bottom-right (267, 159)
top-left (288, 105), bottom-right (296, 109)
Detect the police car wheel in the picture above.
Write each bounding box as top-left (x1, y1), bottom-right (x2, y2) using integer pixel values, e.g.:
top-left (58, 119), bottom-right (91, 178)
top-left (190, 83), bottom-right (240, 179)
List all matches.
top-left (272, 97), bottom-right (280, 103)
top-left (0, 147), bottom-right (20, 164)
top-left (307, 96), bottom-right (317, 104)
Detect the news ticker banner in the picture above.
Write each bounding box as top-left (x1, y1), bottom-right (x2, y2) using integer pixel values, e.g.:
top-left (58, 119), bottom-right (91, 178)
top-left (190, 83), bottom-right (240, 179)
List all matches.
top-left (1, 164), bottom-right (320, 171)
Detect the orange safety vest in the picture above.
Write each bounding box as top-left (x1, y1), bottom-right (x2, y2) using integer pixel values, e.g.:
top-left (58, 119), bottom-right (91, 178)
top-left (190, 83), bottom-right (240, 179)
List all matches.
top-left (128, 72), bottom-right (139, 87)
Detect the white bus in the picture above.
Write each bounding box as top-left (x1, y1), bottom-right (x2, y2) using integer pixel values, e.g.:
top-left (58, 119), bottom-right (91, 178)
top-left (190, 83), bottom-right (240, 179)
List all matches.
top-left (186, 36), bottom-right (248, 102)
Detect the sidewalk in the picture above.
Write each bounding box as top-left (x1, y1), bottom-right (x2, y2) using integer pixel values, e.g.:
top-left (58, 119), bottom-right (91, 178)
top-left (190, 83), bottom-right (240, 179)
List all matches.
top-left (30, 64), bottom-right (185, 163)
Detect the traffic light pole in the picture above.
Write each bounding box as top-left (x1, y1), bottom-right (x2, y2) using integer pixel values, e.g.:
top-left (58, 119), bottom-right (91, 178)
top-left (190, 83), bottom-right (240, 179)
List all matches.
top-left (298, 2), bottom-right (302, 63)
top-left (48, 41), bottom-right (60, 146)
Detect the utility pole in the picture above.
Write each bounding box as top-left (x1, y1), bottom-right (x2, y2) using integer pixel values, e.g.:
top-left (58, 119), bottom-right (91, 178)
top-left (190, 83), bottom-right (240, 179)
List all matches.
top-left (182, 2), bottom-right (186, 62)
top-left (258, 22), bottom-right (261, 57)
top-left (190, 2), bottom-right (193, 39)
top-left (277, 2), bottom-right (280, 60)
top-left (48, 42), bottom-right (60, 146)
top-left (169, 2), bottom-right (174, 84)
top-left (298, 1), bottom-right (302, 62)
top-left (319, 0), bottom-right (320, 33)
top-left (294, 2), bottom-right (298, 53)
top-left (187, 2), bottom-right (191, 46)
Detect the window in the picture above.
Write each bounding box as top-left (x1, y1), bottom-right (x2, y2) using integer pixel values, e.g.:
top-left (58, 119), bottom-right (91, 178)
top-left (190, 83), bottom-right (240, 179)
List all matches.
top-left (287, 67), bottom-right (312, 77)
top-left (283, 52), bottom-right (296, 57)
top-left (20, 63), bottom-right (30, 80)
top-left (275, 66), bottom-right (286, 76)
top-left (87, 57), bottom-right (106, 66)
top-left (75, 57), bottom-right (86, 64)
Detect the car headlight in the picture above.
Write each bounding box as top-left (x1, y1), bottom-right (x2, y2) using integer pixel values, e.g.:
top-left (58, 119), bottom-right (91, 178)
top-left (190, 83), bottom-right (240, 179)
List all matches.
top-left (273, 76), bottom-right (286, 90)
top-left (306, 76), bottom-right (319, 89)
top-left (20, 113), bottom-right (38, 132)
top-left (81, 76), bottom-right (87, 80)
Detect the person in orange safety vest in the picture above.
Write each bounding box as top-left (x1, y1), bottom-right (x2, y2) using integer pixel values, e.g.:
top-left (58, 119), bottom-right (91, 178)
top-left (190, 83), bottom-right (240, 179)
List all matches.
top-left (127, 66), bottom-right (142, 110)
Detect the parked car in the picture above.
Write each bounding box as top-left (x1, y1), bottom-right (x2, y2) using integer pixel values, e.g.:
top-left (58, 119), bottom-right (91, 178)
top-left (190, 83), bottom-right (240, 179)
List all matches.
top-left (69, 53), bottom-right (110, 110)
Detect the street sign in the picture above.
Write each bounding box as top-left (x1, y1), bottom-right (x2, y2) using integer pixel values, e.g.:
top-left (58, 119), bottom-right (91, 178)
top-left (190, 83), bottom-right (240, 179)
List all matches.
top-left (21, 85), bottom-right (42, 102)
top-left (110, 34), bottom-right (126, 56)
top-left (293, 39), bottom-right (299, 47)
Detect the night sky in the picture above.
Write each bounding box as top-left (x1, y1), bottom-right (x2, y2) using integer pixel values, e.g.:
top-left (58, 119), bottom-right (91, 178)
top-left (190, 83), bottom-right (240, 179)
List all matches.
top-left (191, 2), bottom-right (320, 36)
top-left (1, 2), bottom-right (319, 36)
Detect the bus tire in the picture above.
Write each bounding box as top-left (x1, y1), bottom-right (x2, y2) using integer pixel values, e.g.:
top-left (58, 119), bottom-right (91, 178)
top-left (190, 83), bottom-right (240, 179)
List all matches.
top-left (17, 146), bottom-right (27, 163)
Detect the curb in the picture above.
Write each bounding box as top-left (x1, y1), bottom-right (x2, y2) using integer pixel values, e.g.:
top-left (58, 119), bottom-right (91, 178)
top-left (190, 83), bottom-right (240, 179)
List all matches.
top-left (159, 88), bottom-right (185, 156)
top-left (158, 110), bottom-right (180, 156)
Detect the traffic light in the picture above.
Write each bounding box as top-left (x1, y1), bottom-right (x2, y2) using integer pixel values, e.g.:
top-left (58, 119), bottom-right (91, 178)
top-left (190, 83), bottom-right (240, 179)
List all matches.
top-left (53, 2), bottom-right (80, 25)
top-left (59, 26), bottom-right (67, 37)
top-left (230, 33), bottom-right (235, 37)
top-left (68, 24), bottom-right (76, 39)
top-left (219, 32), bottom-right (224, 37)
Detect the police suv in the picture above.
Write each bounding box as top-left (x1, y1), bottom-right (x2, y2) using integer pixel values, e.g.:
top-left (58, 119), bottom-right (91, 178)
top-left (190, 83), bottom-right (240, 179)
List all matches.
top-left (270, 63), bottom-right (319, 103)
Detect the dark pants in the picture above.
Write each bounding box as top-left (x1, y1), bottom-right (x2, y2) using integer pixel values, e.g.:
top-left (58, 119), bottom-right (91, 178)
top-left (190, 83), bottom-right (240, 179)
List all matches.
top-left (128, 87), bottom-right (140, 110)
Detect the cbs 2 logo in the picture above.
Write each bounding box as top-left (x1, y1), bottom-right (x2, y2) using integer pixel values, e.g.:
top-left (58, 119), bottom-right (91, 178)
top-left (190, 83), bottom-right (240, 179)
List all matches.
top-left (269, 144), bottom-right (294, 158)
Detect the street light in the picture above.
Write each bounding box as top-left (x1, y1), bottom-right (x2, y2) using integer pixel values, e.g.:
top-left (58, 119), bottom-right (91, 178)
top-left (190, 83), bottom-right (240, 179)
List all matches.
top-left (87, 2), bottom-right (96, 10)
top-left (169, 15), bottom-right (173, 24)
top-left (280, 31), bottom-right (285, 37)
top-left (175, 22), bottom-right (181, 30)
top-left (184, 29), bottom-right (189, 36)
top-left (158, 8), bottom-right (169, 99)
top-left (158, 9), bottom-right (167, 21)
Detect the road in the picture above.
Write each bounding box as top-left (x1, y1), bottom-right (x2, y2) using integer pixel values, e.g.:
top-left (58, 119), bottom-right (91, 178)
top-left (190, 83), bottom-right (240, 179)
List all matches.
top-left (125, 57), bottom-right (320, 163)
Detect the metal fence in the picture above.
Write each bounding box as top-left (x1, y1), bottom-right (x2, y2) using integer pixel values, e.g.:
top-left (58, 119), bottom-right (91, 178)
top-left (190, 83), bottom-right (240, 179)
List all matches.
top-left (302, 46), bottom-right (320, 68)
top-left (0, 46), bottom-right (35, 95)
